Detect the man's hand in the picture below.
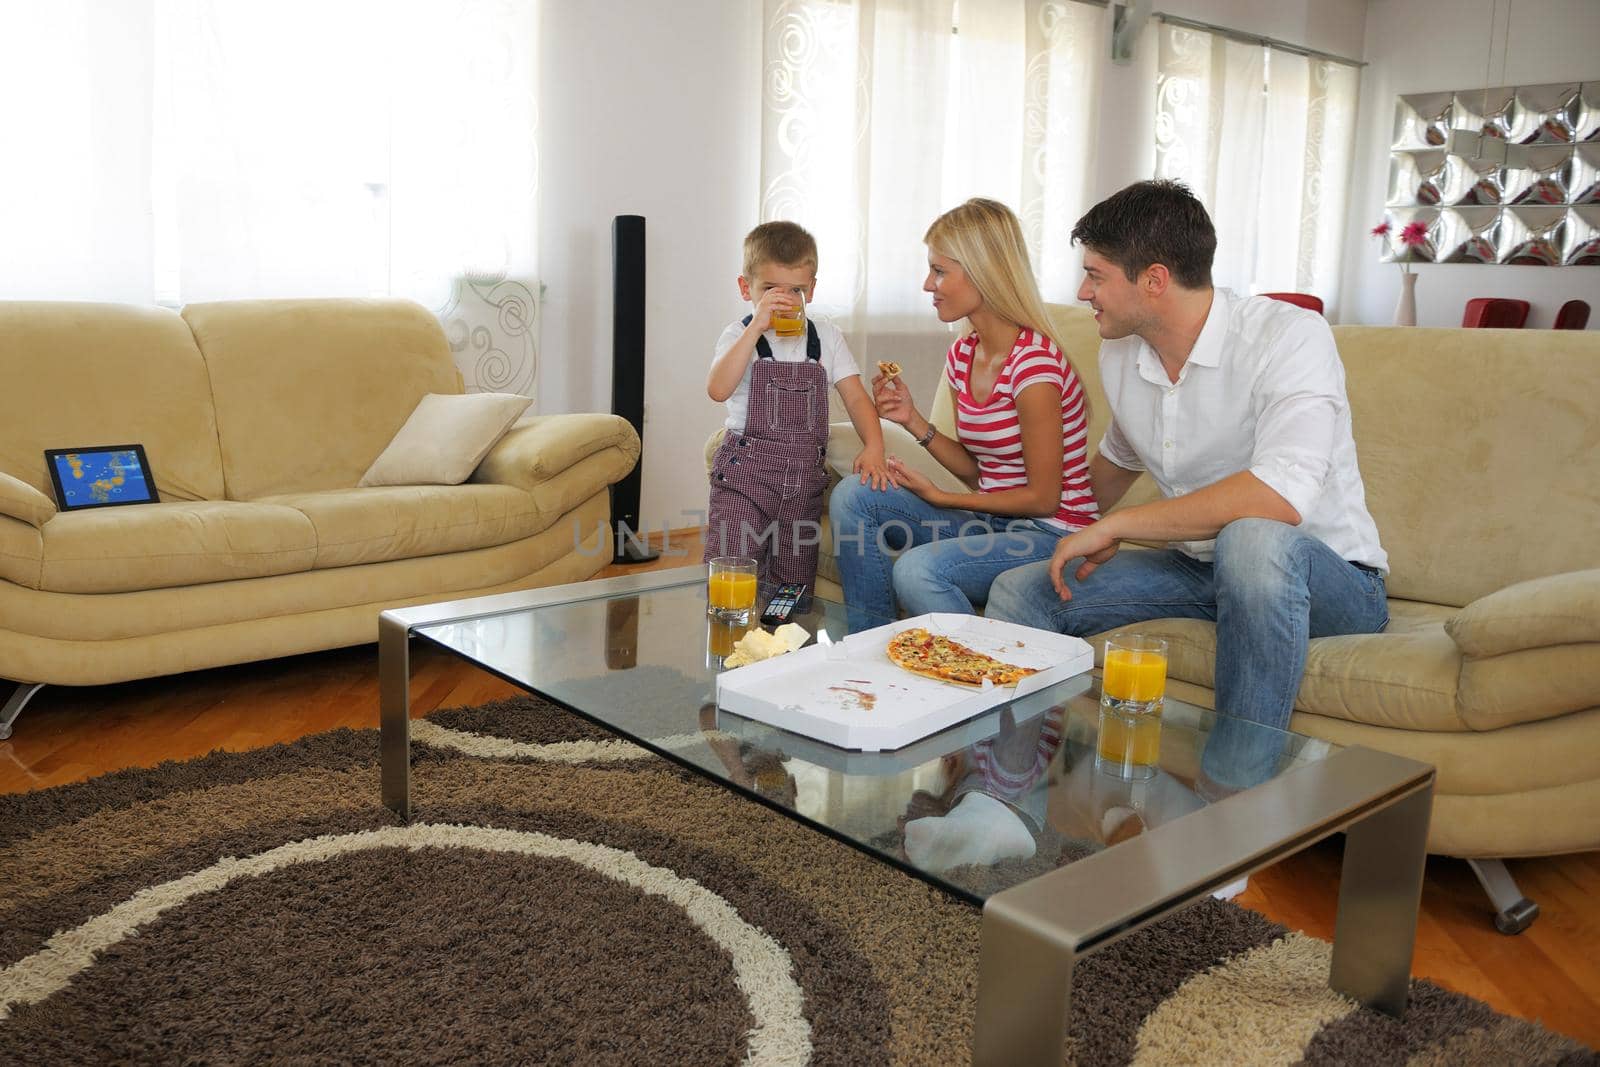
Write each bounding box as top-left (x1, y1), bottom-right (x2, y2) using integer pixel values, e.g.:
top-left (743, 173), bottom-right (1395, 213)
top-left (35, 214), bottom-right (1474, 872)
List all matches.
top-left (1047, 521), bottom-right (1121, 600)
top-left (750, 287), bottom-right (797, 334)
top-left (852, 446), bottom-right (895, 490)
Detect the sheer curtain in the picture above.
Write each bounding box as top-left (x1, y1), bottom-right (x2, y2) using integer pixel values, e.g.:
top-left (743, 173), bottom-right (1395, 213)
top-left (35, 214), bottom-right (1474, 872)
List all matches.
top-left (759, 0), bottom-right (1103, 375)
top-left (0, 0), bottom-right (540, 396)
top-left (1154, 22), bottom-right (1358, 313)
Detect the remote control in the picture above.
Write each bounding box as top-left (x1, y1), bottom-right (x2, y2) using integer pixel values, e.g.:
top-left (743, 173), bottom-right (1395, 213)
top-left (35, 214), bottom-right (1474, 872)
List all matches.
top-left (760, 583), bottom-right (807, 627)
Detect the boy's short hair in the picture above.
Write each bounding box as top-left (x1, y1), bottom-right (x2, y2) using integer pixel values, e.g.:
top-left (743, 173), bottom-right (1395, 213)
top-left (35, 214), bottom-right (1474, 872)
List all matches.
top-left (743, 221), bottom-right (818, 278)
top-left (1070, 179), bottom-right (1216, 289)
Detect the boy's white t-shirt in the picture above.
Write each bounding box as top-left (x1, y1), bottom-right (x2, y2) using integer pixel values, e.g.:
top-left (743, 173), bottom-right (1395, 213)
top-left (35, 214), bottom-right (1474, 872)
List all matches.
top-left (713, 315), bottom-right (861, 431)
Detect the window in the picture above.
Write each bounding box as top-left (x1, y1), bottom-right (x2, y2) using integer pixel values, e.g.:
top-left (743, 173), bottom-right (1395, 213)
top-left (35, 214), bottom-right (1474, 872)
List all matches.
top-left (1155, 24), bottom-right (1359, 310)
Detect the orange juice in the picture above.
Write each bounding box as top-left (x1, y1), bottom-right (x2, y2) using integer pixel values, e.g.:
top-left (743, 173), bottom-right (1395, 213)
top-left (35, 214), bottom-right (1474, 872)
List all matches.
top-left (708, 571), bottom-right (757, 611)
top-left (1096, 635), bottom-right (1168, 780)
top-left (772, 293), bottom-right (804, 337)
top-left (1097, 713), bottom-right (1162, 765)
top-left (1103, 648), bottom-right (1167, 702)
top-left (708, 617), bottom-right (751, 658)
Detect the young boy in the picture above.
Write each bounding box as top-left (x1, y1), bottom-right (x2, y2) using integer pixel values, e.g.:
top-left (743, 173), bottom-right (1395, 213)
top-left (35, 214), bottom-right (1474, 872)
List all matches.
top-left (706, 221), bottom-right (890, 593)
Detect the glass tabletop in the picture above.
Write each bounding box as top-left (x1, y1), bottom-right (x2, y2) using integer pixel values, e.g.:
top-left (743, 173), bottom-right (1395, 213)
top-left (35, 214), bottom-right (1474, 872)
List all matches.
top-left (413, 568), bottom-right (1339, 906)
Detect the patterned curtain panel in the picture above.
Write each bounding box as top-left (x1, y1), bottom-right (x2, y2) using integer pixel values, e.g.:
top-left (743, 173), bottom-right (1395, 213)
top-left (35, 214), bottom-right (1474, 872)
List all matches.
top-left (759, 0), bottom-right (1103, 364)
top-left (0, 0), bottom-right (540, 398)
top-left (1155, 23), bottom-right (1357, 313)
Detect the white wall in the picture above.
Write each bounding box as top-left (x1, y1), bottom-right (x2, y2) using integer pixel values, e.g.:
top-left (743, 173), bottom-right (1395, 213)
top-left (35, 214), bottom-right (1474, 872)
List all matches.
top-left (538, 0), bottom-right (760, 533)
top-left (1339, 0), bottom-right (1600, 327)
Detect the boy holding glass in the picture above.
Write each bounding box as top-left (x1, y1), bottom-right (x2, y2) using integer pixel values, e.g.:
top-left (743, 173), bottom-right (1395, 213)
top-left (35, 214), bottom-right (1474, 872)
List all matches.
top-left (705, 221), bottom-right (891, 593)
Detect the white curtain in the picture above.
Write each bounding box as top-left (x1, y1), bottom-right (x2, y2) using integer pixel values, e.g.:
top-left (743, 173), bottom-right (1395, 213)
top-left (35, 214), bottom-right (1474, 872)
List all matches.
top-left (759, 0), bottom-right (1103, 368)
top-left (0, 0), bottom-right (540, 396)
top-left (1154, 23), bottom-right (1358, 313)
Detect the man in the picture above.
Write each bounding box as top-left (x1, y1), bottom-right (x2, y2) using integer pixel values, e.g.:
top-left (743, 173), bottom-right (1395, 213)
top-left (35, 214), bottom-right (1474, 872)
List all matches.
top-left (985, 180), bottom-right (1389, 784)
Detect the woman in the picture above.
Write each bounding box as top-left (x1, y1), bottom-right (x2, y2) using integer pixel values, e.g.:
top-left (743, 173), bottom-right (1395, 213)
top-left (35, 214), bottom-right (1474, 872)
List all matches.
top-left (829, 198), bottom-right (1097, 625)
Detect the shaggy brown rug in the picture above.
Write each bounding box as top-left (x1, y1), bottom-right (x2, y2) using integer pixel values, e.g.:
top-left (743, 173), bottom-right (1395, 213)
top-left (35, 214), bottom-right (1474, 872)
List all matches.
top-left (0, 697), bottom-right (1593, 1065)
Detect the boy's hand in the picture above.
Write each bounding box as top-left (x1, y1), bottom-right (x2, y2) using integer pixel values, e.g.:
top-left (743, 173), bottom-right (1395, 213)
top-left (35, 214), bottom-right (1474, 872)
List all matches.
top-left (750, 287), bottom-right (798, 335)
top-left (852, 446), bottom-right (895, 491)
top-left (871, 373), bottom-right (919, 427)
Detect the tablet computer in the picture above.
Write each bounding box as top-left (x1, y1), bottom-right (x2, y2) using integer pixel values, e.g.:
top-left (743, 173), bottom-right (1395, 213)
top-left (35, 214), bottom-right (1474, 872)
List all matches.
top-left (43, 445), bottom-right (160, 511)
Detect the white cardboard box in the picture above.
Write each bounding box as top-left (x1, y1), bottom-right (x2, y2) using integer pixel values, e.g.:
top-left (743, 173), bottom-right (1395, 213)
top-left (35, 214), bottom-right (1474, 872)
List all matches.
top-left (714, 613), bottom-right (1094, 751)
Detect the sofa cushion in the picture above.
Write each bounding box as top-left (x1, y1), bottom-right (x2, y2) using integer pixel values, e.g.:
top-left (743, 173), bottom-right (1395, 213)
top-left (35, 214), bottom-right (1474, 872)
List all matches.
top-left (39, 502), bottom-right (317, 594)
top-left (182, 299), bottom-right (462, 500)
top-left (1445, 569), bottom-right (1600, 658)
top-left (1332, 324), bottom-right (1600, 608)
top-left (1087, 599), bottom-right (1467, 732)
top-left (261, 484), bottom-right (545, 569)
top-left (1457, 644), bottom-right (1600, 731)
top-left (359, 393), bottom-right (532, 488)
top-left (0, 302), bottom-right (226, 503)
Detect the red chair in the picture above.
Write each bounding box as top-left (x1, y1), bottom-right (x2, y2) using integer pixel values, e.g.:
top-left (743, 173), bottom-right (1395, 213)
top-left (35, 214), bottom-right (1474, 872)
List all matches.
top-left (1262, 292), bottom-right (1324, 314)
top-left (1554, 300), bottom-right (1590, 330)
top-left (1462, 298), bottom-right (1530, 328)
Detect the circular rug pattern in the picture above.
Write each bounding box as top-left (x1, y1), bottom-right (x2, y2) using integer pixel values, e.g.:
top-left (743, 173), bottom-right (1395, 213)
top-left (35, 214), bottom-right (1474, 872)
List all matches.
top-left (0, 697), bottom-right (1593, 1065)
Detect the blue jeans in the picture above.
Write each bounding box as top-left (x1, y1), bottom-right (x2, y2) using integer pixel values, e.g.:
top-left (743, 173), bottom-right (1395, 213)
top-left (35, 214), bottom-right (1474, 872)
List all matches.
top-left (828, 477), bottom-right (1066, 630)
top-left (985, 518), bottom-right (1389, 783)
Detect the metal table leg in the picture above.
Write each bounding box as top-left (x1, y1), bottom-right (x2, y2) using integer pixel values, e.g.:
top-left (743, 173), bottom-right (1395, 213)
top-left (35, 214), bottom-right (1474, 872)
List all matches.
top-left (379, 616), bottom-right (412, 820)
top-left (973, 896), bottom-right (1077, 1065)
top-left (1329, 783), bottom-right (1433, 1015)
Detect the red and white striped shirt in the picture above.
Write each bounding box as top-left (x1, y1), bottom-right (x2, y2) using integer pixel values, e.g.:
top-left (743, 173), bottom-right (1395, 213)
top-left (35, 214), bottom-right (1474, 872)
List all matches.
top-left (945, 328), bottom-right (1097, 530)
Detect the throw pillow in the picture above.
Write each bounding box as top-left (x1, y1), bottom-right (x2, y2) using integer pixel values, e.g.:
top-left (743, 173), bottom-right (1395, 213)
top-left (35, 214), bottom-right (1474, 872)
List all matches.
top-left (358, 393), bottom-right (532, 487)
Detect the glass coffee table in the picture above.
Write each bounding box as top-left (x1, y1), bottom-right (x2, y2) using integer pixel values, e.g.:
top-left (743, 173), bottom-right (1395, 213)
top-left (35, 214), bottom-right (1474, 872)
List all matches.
top-left (379, 566), bottom-right (1433, 1065)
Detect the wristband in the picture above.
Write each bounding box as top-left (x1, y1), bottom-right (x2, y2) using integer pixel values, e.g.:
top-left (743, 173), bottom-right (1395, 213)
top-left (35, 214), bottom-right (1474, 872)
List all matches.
top-left (915, 424), bottom-right (937, 448)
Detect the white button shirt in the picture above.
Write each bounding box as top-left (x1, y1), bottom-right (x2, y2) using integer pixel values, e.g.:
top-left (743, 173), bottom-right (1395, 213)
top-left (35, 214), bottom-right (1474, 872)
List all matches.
top-left (1097, 288), bottom-right (1388, 571)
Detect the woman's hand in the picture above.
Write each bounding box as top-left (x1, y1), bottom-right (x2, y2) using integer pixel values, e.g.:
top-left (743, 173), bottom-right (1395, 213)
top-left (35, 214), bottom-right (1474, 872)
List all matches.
top-left (885, 456), bottom-right (942, 505)
top-left (852, 446), bottom-right (896, 491)
top-left (872, 373), bottom-right (920, 428)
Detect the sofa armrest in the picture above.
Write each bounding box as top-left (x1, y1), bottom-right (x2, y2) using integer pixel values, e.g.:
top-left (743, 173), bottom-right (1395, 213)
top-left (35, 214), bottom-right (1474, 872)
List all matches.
top-left (0, 471), bottom-right (56, 528)
top-left (1445, 569), bottom-right (1600, 657)
top-left (472, 414), bottom-right (640, 492)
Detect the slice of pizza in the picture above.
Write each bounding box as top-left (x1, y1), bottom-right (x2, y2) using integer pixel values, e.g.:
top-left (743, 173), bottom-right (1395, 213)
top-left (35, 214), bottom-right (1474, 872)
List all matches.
top-left (876, 359), bottom-right (902, 379)
top-left (885, 627), bottom-right (1038, 687)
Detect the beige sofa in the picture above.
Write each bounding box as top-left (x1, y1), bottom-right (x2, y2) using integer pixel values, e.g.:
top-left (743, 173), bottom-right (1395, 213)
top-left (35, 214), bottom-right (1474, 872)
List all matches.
top-left (710, 303), bottom-right (1600, 928)
top-left (0, 299), bottom-right (640, 735)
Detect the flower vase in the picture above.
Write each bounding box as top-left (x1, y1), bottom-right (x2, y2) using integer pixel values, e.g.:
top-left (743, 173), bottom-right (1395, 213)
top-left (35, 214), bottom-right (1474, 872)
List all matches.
top-left (1393, 272), bottom-right (1418, 327)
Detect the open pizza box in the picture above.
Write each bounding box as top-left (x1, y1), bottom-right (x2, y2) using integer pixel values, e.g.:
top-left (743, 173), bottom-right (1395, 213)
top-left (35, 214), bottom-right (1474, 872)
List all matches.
top-left (714, 613), bottom-right (1095, 751)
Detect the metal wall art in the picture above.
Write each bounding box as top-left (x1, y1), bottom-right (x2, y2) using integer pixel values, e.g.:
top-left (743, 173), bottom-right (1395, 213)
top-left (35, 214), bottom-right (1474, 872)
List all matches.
top-left (1384, 82), bottom-right (1600, 266)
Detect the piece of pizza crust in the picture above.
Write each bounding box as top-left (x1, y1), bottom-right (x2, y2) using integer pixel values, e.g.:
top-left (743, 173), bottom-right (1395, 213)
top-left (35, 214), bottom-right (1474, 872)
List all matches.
top-left (876, 360), bottom-right (902, 378)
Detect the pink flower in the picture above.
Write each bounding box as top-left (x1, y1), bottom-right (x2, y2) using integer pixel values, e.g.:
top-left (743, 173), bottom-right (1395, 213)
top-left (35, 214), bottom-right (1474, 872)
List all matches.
top-left (1370, 221), bottom-right (1391, 237)
top-left (1399, 221), bottom-right (1429, 247)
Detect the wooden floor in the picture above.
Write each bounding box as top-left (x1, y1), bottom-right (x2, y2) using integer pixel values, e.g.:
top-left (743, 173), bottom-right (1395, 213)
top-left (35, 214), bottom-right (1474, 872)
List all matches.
top-left (3, 528), bottom-right (1596, 1049)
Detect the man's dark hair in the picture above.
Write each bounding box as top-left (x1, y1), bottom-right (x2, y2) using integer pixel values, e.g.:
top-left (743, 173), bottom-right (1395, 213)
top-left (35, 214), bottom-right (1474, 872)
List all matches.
top-left (1070, 180), bottom-right (1216, 289)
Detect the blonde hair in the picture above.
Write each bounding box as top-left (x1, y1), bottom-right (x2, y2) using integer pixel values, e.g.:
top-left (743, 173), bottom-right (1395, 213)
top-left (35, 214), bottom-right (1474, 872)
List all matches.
top-left (924, 198), bottom-right (1057, 340)
top-left (743, 221), bottom-right (818, 278)
top-left (924, 198), bottom-right (1085, 411)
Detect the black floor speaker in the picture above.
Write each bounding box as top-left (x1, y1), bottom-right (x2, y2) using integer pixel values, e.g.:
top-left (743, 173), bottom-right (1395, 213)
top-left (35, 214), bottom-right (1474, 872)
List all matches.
top-left (610, 214), bottom-right (659, 563)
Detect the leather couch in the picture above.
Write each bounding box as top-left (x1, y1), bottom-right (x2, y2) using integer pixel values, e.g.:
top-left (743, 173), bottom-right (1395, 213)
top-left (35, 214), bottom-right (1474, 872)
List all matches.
top-left (0, 299), bottom-right (639, 733)
top-left (708, 303), bottom-right (1600, 927)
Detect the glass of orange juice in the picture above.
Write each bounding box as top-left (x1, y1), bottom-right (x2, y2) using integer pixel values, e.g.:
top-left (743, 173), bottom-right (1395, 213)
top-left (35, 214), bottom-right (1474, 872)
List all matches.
top-left (1096, 633), bottom-right (1168, 780)
top-left (707, 556), bottom-right (758, 623)
top-left (771, 290), bottom-right (805, 337)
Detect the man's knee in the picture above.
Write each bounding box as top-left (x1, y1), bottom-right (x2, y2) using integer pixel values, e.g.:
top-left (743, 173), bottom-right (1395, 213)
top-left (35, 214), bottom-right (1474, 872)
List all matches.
top-left (1215, 518), bottom-right (1305, 598)
top-left (1215, 518), bottom-right (1300, 569)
